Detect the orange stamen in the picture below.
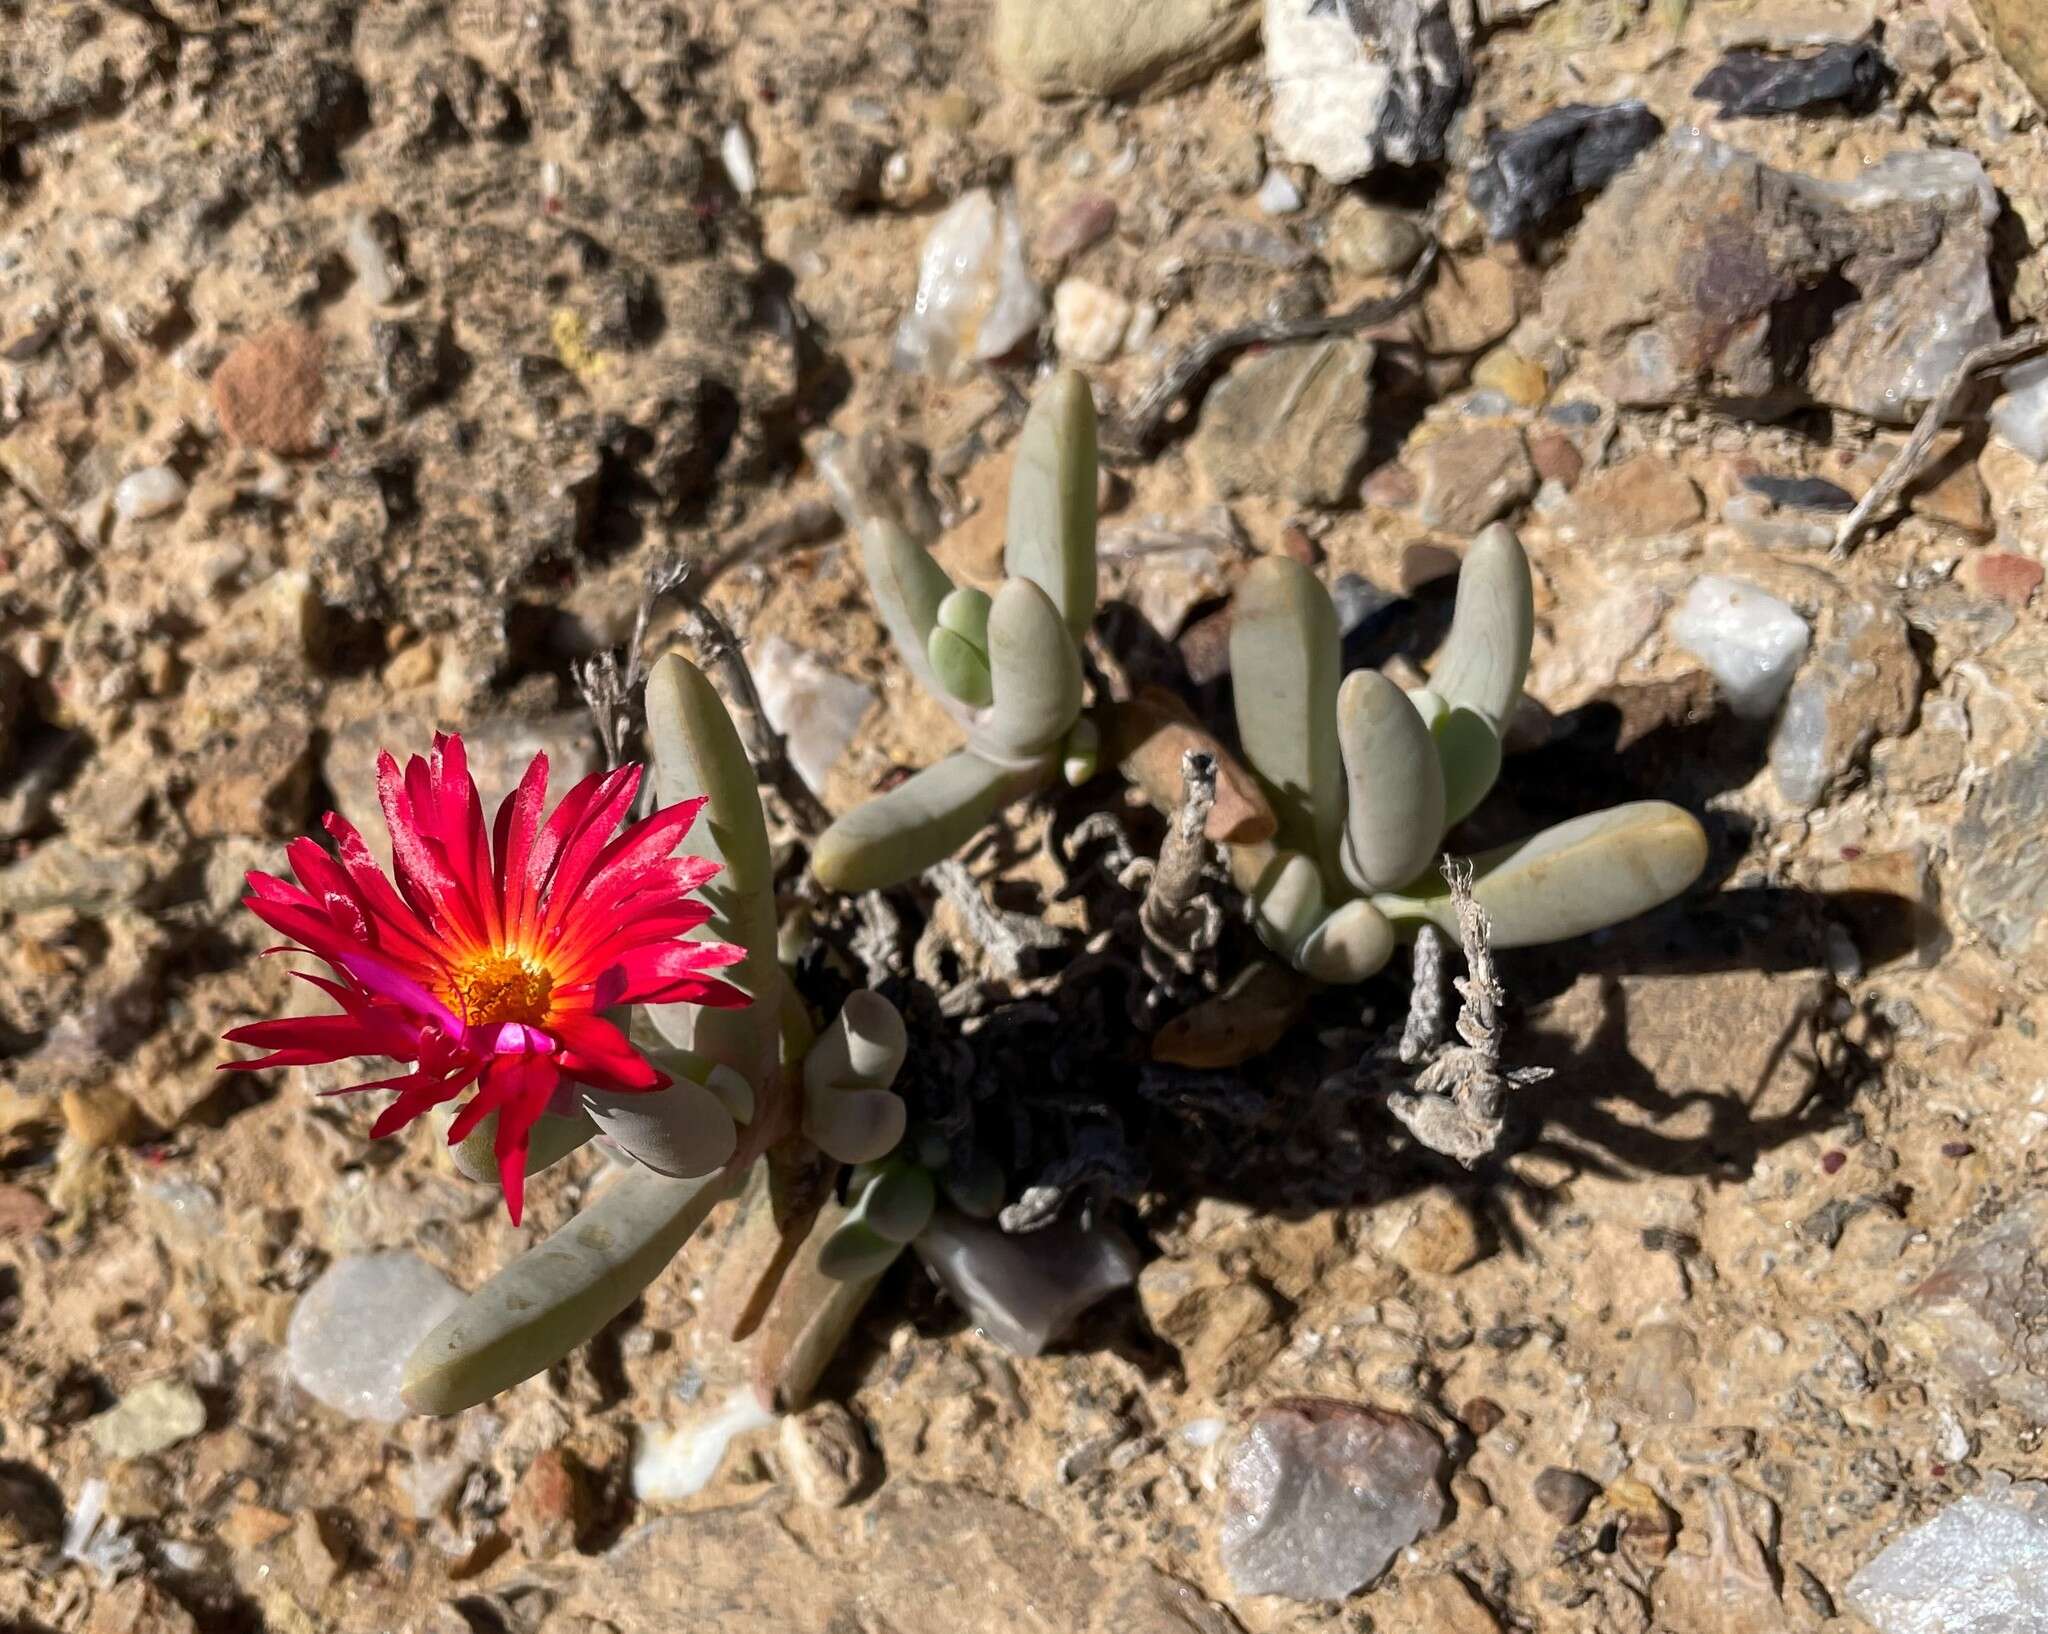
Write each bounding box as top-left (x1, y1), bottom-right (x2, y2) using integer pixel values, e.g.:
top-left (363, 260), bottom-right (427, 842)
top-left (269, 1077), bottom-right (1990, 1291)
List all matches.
top-left (446, 949), bottom-right (554, 1028)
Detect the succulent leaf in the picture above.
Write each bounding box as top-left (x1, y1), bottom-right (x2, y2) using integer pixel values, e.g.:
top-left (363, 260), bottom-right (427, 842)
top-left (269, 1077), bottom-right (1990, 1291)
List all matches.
top-left (1428, 523), bottom-right (1534, 730)
top-left (446, 1108), bottom-right (597, 1186)
top-left (1250, 848), bottom-right (1328, 963)
top-left (1230, 556), bottom-right (1345, 883)
top-left (817, 1218), bottom-right (908, 1282)
top-left (846, 1160), bottom-right (938, 1244)
top-left (1374, 801), bottom-right (1709, 947)
top-left (1004, 369), bottom-right (1099, 640)
top-left (1435, 706), bottom-right (1504, 827)
top-left (928, 626), bottom-right (995, 708)
top-left (811, 751), bottom-right (1042, 893)
top-left (975, 577), bottom-right (1085, 761)
top-left (861, 519), bottom-right (959, 705)
top-left (1295, 896), bottom-right (1398, 984)
top-left (402, 1165), bottom-right (732, 1416)
top-left (579, 1075), bottom-right (739, 1178)
top-left (803, 991), bottom-right (910, 1165)
top-left (642, 655), bottom-right (780, 1094)
top-left (1337, 669), bottom-right (1446, 893)
top-left (937, 585), bottom-right (994, 645)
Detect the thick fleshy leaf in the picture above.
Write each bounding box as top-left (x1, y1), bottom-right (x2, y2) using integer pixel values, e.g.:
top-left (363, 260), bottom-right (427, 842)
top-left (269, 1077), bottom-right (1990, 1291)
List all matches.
top-left (580, 1076), bottom-right (739, 1177)
top-left (1374, 801), bottom-right (1710, 947)
top-left (1435, 706), bottom-right (1504, 828)
top-left (1429, 523), bottom-right (1534, 730)
top-left (1230, 555), bottom-right (1344, 884)
top-left (447, 1107), bottom-right (598, 1186)
top-left (1337, 669), bottom-right (1446, 894)
top-left (1295, 897), bottom-right (1397, 984)
top-left (643, 655), bottom-right (780, 1096)
top-left (1003, 369), bottom-right (1099, 640)
top-left (845, 1160), bottom-right (937, 1243)
top-left (861, 519), bottom-right (958, 706)
top-left (811, 752), bottom-right (1043, 893)
top-left (1249, 849), bottom-right (1327, 964)
top-left (974, 578), bottom-right (1084, 762)
top-left (403, 1165), bottom-right (733, 1415)
top-left (804, 991), bottom-right (911, 1165)
top-left (752, 1196), bottom-right (894, 1407)
top-left (936, 585), bottom-right (993, 645)
top-left (928, 626), bottom-right (994, 709)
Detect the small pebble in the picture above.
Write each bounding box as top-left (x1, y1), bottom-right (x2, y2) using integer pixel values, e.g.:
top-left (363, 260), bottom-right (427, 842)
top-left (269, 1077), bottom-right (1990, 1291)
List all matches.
top-left (781, 1402), bottom-right (875, 1508)
top-left (721, 123), bottom-right (758, 197)
top-left (1257, 169), bottom-right (1304, 215)
top-left (1533, 1466), bottom-right (1601, 1523)
top-left (113, 466), bottom-right (187, 523)
top-left (89, 1378), bottom-right (206, 1461)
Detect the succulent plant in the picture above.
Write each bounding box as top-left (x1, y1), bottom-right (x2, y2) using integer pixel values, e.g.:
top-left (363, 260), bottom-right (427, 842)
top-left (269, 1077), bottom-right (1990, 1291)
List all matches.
top-left (1226, 525), bottom-right (1709, 982)
top-left (401, 656), bottom-right (912, 1415)
top-left (810, 370), bottom-right (1102, 893)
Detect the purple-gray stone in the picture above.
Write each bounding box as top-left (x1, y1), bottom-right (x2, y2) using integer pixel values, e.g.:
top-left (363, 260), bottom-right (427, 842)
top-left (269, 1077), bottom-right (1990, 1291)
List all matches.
top-left (1220, 1398), bottom-right (1446, 1600)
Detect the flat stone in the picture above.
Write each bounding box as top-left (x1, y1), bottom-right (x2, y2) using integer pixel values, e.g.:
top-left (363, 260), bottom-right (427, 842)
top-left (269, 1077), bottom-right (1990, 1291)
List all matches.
top-left (1265, 0), bottom-right (1464, 182)
top-left (508, 1447), bottom-right (591, 1557)
top-left (1975, 0), bottom-right (2048, 112)
top-left (1615, 1321), bottom-right (1700, 1425)
top-left (1138, 1256), bottom-right (1287, 1397)
top-left (1192, 338), bottom-right (1375, 506)
top-left (1892, 1191), bottom-right (2048, 1419)
top-left (1534, 1468), bottom-right (1600, 1523)
top-left (1846, 1485), bottom-right (2048, 1633)
top-left (1544, 133), bottom-right (2000, 424)
top-left (749, 637), bottom-right (875, 793)
top-left (183, 719), bottom-right (315, 838)
top-left (1219, 1398), bottom-right (1446, 1600)
top-left (991, 0), bottom-right (1259, 98)
top-left (89, 1378), bottom-right (207, 1461)
top-left (915, 1208), bottom-right (1140, 1357)
top-left (1964, 551), bottom-right (2042, 607)
top-left (1408, 424), bottom-right (1535, 534)
top-left (1953, 743), bottom-right (2048, 976)
top-left (1768, 599), bottom-right (1920, 809)
top-left (286, 1253), bottom-right (465, 1422)
top-left (540, 1482), bottom-right (1243, 1634)
top-left (1554, 456), bottom-right (1704, 540)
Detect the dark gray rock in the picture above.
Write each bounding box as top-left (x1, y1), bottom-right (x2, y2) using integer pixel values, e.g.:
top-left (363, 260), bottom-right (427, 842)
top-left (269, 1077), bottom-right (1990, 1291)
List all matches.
top-left (1695, 44), bottom-right (1892, 118)
top-left (1953, 742), bottom-right (2048, 974)
top-left (1468, 101), bottom-right (1664, 240)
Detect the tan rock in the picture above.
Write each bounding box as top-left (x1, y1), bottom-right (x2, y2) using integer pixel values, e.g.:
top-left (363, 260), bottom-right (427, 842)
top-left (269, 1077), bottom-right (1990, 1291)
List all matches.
top-left (1386, 1188), bottom-right (1486, 1277)
top-left (1138, 1256), bottom-right (1287, 1397)
top-left (1409, 424), bottom-right (1535, 535)
top-left (62, 1083), bottom-right (147, 1151)
top-left (780, 1402), bottom-right (875, 1508)
top-left (1555, 456), bottom-right (1704, 539)
top-left (991, 0), bottom-right (1259, 98)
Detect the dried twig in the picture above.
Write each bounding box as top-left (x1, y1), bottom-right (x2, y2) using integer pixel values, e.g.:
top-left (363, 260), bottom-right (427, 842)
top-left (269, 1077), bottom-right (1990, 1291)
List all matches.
top-left (1385, 861), bottom-right (1552, 1165)
top-left (673, 582), bottom-right (834, 838)
top-left (690, 498), bottom-right (841, 588)
top-left (925, 859), bottom-right (1066, 983)
top-left (1101, 241), bottom-right (1440, 462)
top-left (1397, 922), bottom-right (1448, 1065)
top-left (1833, 326), bottom-right (2048, 557)
top-left (1139, 750), bottom-right (1222, 965)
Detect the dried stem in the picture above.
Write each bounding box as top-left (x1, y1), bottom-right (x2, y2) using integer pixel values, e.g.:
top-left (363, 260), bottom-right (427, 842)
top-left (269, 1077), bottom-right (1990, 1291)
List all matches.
top-left (1139, 752), bottom-right (1219, 952)
top-left (1397, 922), bottom-right (1448, 1065)
top-left (1385, 860), bottom-right (1551, 1167)
top-left (1101, 242), bottom-right (1439, 462)
top-left (674, 581), bottom-right (834, 839)
top-left (1834, 326), bottom-right (2048, 557)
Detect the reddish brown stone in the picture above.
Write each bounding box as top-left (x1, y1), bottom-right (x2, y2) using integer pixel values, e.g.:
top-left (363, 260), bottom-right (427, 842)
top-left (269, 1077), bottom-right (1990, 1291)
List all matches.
top-left (1965, 551), bottom-right (2043, 608)
top-left (212, 323), bottom-right (327, 455)
top-left (0, 1181), bottom-right (52, 1237)
top-left (1526, 430), bottom-right (1583, 489)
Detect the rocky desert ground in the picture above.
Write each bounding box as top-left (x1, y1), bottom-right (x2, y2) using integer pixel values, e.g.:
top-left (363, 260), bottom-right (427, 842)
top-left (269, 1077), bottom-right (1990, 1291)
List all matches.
top-left (7, 0), bottom-right (2048, 1630)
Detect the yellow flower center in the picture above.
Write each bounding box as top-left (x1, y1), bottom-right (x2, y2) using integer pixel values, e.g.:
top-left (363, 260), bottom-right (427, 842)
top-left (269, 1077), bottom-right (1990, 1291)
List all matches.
top-left (447, 950), bottom-right (554, 1029)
